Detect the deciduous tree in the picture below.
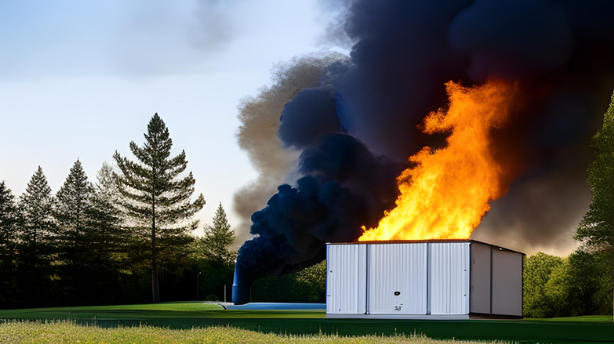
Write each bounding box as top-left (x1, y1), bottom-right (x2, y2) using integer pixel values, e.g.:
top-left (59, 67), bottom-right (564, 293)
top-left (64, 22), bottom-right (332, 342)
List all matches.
top-left (575, 91), bottom-right (614, 320)
top-left (523, 252), bottom-right (563, 318)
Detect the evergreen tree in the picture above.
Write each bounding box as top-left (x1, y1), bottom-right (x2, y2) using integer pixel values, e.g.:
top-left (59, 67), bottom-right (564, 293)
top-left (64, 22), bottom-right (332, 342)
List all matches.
top-left (17, 166), bottom-right (57, 306)
top-left (201, 203), bottom-right (235, 264)
top-left (89, 162), bottom-right (125, 258)
top-left (0, 181), bottom-right (19, 307)
top-left (54, 159), bottom-right (95, 303)
top-left (80, 162), bottom-right (128, 304)
top-left (114, 113), bottom-right (205, 303)
top-left (19, 166), bottom-right (56, 248)
top-left (192, 203), bottom-right (235, 301)
top-left (55, 159), bottom-right (94, 256)
top-left (575, 90), bottom-right (614, 320)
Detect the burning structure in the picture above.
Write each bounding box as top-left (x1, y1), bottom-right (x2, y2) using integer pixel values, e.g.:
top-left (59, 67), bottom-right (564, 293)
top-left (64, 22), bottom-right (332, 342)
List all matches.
top-left (232, 0), bottom-right (614, 306)
top-left (326, 241), bottom-right (523, 319)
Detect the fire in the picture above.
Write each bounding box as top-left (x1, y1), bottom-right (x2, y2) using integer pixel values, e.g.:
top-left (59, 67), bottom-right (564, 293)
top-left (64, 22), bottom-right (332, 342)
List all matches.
top-left (359, 80), bottom-right (515, 241)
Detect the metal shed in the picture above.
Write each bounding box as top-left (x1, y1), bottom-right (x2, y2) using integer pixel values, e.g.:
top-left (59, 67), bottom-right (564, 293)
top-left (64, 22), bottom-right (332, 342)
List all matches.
top-left (326, 240), bottom-right (523, 319)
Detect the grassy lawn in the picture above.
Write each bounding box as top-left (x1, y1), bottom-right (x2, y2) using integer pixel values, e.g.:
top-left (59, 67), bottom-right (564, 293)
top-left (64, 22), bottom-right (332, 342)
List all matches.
top-left (528, 315), bottom-right (613, 323)
top-left (0, 301), bottom-right (324, 320)
top-left (1, 302), bottom-right (613, 343)
top-left (0, 321), bottom-right (493, 344)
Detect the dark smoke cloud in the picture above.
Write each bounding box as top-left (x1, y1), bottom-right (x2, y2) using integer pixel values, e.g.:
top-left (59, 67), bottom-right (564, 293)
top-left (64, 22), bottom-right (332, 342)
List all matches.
top-left (234, 133), bottom-right (401, 287)
top-left (233, 54), bottom-right (349, 247)
top-left (235, 0), bottom-right (614, 295)
top-left (449, 0), bottom-right (574, 80)
top-left (278, 89), bottom-right (341, 148)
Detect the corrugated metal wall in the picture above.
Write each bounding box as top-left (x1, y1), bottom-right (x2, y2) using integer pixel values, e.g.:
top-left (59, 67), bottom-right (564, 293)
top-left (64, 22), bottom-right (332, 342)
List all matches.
top-left (327, 241), bottom-right (521, 318)
top-left (429, 243), bottom-right (470, 315)
top-left (367, 243), bottom-right (428, 315)
top-left (326, 244), bottom-right (367, 314)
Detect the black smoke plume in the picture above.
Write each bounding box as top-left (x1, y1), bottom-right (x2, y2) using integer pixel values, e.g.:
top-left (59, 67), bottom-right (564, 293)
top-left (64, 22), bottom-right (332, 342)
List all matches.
top-left (233, 0), bottom-right (614, 302)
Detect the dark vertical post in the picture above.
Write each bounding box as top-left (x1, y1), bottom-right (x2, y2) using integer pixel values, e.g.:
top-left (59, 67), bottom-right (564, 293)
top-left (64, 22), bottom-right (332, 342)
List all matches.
top-left (490, 246), bottom-right (493, 314)
top-left (196, 271), bottom-right (201, 301)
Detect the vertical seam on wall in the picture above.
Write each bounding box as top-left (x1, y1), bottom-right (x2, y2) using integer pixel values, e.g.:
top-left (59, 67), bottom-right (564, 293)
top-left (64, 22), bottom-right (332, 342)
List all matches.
top-left (467, 242), bottom-right (474, 313)
top-left (426, 242), bottom-right (431, 315)
top-left (365, 244), bottom-right (369, 315)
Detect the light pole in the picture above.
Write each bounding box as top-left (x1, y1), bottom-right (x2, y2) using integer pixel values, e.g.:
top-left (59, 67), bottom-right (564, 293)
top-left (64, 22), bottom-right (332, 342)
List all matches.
top-left (196, 271), bottom-right (201, 301)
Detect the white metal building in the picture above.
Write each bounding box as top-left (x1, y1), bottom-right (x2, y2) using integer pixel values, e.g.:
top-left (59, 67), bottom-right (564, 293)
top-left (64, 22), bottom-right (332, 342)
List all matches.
top-left (326, 240), bottom-right (523, 319)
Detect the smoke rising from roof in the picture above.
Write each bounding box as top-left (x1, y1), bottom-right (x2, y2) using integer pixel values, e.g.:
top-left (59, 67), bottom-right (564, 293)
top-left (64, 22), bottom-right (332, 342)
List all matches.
top-left (233, 0), bottom-right (614, 291)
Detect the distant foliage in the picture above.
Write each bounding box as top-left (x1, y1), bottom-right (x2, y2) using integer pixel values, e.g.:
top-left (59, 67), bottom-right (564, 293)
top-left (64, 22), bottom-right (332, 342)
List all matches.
top-left (0, 114), bottom-right (211, 308)
top-left (200, 203), bottom-right (236, 264)
top-left (523, 251), bottom-right (612, 318)
top-left (191, 203), bottom-right (236, 302)
top-left (0, 181), bottom-right (19, 307)
top-left (523, 253), bottom-right (564, 318)
top-left (252, 260), bottom-right (326, 303)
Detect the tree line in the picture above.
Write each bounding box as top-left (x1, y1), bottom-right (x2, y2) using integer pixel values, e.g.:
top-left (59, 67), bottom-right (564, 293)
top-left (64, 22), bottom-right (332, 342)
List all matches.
top-left (524, 90), bottom-right (614, 319)
top-left (523, 250), bottom-right (612, 318)
top-left (0, 114), bottom-right (235, 308)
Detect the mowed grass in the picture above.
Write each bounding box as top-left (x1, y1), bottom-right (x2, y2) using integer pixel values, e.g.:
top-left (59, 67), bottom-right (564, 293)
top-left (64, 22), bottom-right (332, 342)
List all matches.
top-left (1, 302), bottom-right (613, 343)
top-left (528, 315), bottom-right (613, 323)
top-left (0, 301), bottom-right (324, 320)
top-left (0, 321), bottom-right (491, 344)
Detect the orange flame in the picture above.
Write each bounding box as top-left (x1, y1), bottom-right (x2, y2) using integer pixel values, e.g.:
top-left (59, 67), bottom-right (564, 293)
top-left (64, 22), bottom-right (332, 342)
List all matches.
top-left (359, 80), bottom-right (515, 241)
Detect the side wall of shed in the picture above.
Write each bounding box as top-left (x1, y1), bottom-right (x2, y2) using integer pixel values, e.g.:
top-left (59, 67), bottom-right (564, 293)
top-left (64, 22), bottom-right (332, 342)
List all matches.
top-left (470, 242), bottom-right (523, 317)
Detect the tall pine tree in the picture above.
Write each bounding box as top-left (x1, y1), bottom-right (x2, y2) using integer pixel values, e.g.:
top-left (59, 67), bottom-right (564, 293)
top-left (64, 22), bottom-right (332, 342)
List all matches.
top-left (575, 90), bottom-right (614, 321)
top-left (114, 113), bottom-right (205, 303)
top-left (54, 159), bottom-right (95, 303)
top-left (89, 162), bottom-right (125, 259)
top-left (19, 166), bottom-right (56, 248)
top-left (85, 162), bottom-right (128, 304)
top-left (55, 159), bottom-right (94, 255)
top-left (0, 181), bottom-right (19, 307)
top-left (18, 166), bottom-right (57, 306)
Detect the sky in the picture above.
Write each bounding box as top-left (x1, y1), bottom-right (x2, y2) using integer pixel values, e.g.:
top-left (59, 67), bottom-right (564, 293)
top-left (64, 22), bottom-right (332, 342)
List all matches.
top-left (0, 0), bottom-right (342, 238)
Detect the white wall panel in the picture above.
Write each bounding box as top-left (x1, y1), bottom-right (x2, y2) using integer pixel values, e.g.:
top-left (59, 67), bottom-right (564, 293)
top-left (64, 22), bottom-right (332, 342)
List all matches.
top-left (429, 243), bottom-right (470, 315)
top-left (367, 243), bottom-right (427, 315)
top-left (326, 244), bottom-right (367, 314)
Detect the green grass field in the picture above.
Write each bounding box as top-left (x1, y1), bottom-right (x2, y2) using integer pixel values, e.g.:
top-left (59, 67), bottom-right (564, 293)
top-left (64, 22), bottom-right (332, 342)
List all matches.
top-left (0, 321), bottom-right (494, 344)
top-left (1, 302), bottom-right (613, 343)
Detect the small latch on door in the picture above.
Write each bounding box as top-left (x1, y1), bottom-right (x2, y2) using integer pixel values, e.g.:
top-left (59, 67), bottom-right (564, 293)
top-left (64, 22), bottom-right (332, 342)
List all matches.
top-left (394, 291), bottom-right (401, 296)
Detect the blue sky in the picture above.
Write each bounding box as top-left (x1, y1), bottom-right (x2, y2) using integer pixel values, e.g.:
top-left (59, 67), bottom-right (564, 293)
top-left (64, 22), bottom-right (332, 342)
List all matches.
top-left (0, 0), bottom-right (343, 239)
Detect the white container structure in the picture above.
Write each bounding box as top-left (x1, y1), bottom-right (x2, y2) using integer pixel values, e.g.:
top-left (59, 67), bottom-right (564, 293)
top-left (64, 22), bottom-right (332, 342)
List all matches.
top-left (326, 240), bottom-right (523, 319)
